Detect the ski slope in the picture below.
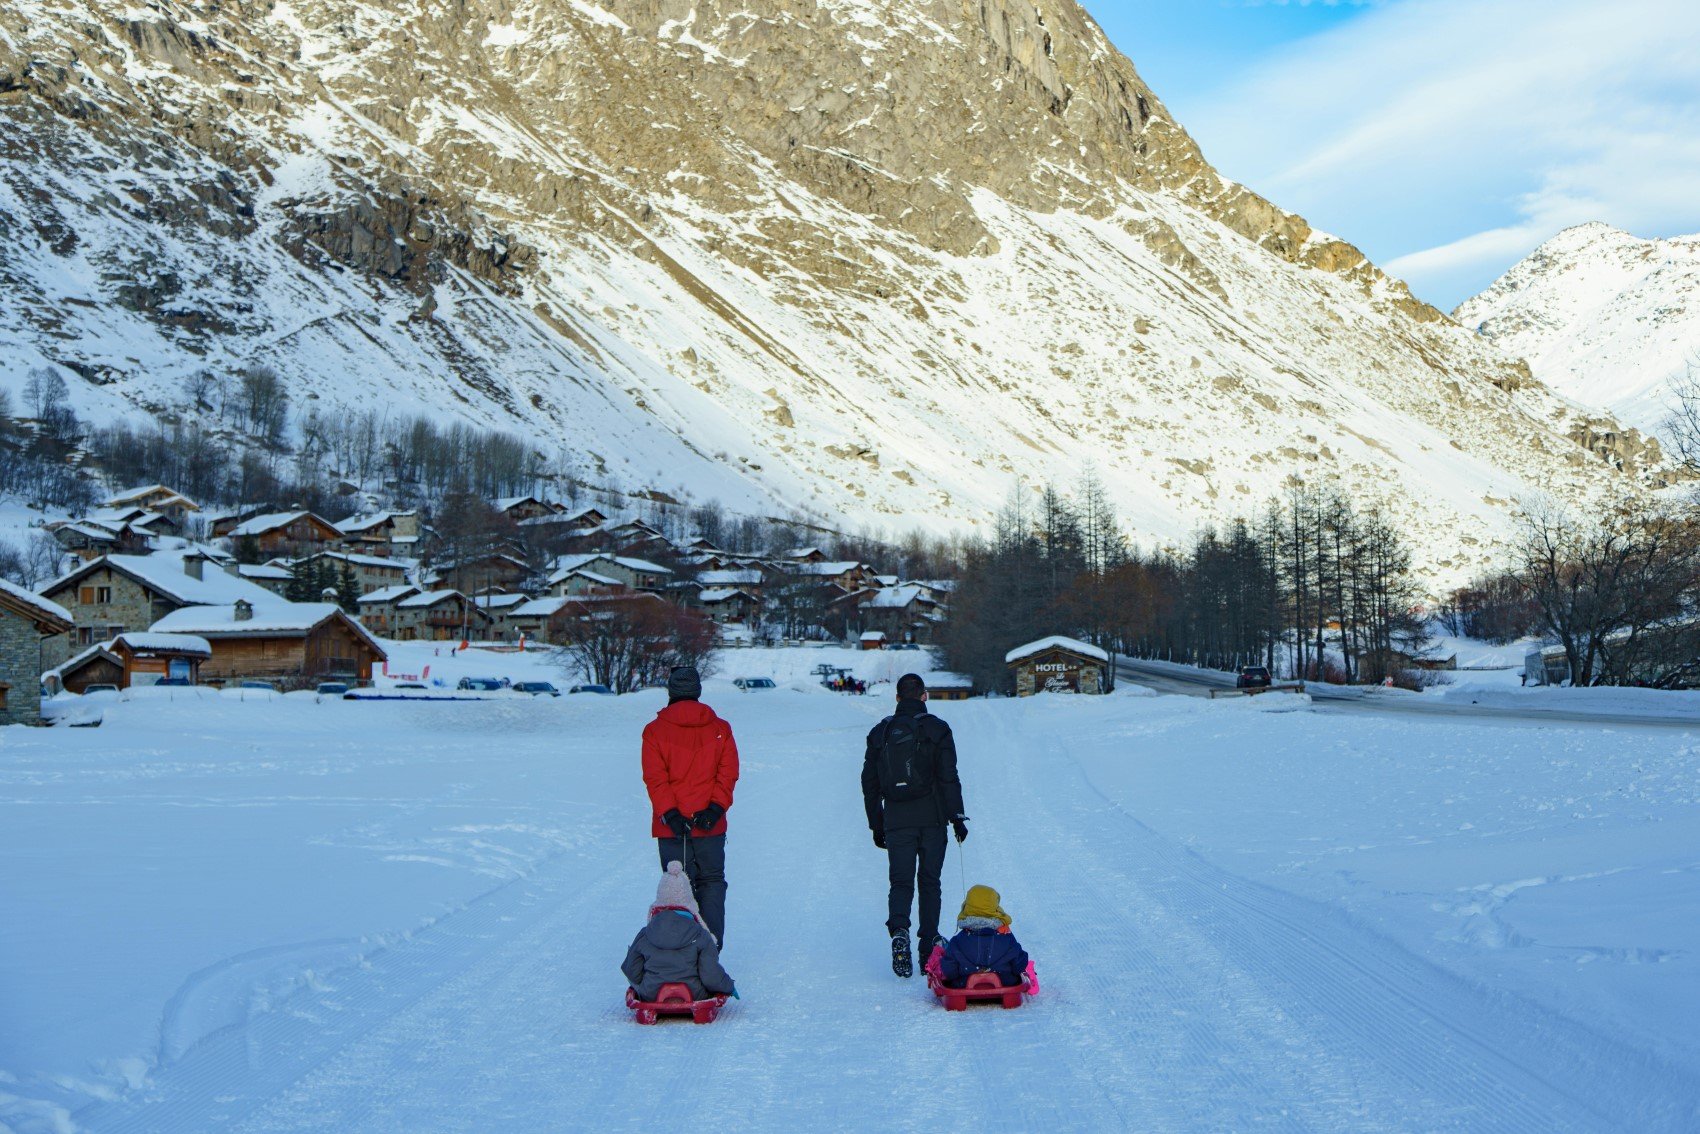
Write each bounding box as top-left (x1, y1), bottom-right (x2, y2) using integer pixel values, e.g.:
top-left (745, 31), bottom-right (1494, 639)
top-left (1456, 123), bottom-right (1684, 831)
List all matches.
top-left (3, 668), bottom-right (1698, 1132)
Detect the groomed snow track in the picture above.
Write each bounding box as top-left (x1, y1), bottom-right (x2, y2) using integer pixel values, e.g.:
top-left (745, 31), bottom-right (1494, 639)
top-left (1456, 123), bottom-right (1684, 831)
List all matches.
top-left (69, 698), bottom-right (1696, 1133)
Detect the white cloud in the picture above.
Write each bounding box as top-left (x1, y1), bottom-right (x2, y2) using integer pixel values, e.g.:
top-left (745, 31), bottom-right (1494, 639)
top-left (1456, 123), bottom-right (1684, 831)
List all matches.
top-left (1183, 0), bottom-right (1700, 307)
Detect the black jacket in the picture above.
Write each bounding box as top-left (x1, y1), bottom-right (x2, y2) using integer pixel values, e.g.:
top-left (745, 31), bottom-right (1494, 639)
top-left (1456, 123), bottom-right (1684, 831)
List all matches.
top-left (862, 699), bottom-right (965, 832)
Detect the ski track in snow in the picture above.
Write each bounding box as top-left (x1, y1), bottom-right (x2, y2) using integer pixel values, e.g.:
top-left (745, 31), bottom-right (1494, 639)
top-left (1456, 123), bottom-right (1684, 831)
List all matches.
top-left (27, 693), bottom-right (1697, 1133)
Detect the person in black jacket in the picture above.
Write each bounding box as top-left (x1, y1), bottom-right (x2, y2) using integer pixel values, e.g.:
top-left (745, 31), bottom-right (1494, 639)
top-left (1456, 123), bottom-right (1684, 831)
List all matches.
top-left (862, 672), bottom-right (968, 977)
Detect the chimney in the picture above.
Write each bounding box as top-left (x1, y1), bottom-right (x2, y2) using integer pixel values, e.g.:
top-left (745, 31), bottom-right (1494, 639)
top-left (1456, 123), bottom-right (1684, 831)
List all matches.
top-left (234, 599), bottom-right (253, 623)
top-left (184, 552), bottom-right (204, 581)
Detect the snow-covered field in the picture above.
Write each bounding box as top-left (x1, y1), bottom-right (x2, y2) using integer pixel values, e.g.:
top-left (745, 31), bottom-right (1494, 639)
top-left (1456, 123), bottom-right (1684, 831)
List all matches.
top-left (3, 663), bottom-right (1698, 1131)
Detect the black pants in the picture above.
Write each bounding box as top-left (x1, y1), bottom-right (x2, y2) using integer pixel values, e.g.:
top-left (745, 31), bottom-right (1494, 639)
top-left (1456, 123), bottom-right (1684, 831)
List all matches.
top-left (657, 834), bottom-right (727, 948)
top-left (885, 825), bottom-right (947, 944)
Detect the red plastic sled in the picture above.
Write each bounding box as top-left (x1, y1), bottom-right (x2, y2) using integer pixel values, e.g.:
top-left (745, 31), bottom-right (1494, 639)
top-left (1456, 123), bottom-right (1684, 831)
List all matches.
top-left (928, 969), bottom-right (1028, 1011)
top-left (626, 983), bottom-right (727, 1025)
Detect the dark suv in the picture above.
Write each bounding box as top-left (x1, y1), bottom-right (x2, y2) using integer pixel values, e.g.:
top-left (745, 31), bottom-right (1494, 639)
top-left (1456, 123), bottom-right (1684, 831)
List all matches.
top-left (1236, 665), bottom-right (1272, 690)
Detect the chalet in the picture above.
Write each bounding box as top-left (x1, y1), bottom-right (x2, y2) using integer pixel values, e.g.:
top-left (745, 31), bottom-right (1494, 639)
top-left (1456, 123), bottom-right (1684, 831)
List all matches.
top-left (355, 584), bottom-right (420, 637)
top-left (1005, 636), bottom-right (1109, 696)
top-left (859, 584), bottom-right (944, 645)
top-left (292, 550), bottom-right (413, 595)
top-left (926, 673), bottom-right (975, 701)
top-left (332, 509), bottom-right (422, 555)
top-left (392, 590), bottom-right (493, 642)
top-left (697, 588), bottom-right (759, 625)
top-left (546, 554), bottom-right (673, 595)
top-left (44, 632), bottom-right (211, 694)
top-left (208, 505), bottom-right (272, 538)
top-left (502, 595), bottom-right (572, 643)
top-left (49, 519), bottom-right (152, 556)
top-left (0, 579), bottom-right (74, 724)
top-left (786, 547), bottom-right (828, 563)
top-left (104, 485), bottom-right (200, 523)
top-left (493, 495), bottom-right (562, 522)
top-left (541, 592), bottom-right (669, 643)
top-left (152, 600), bottom-right (386, 687)
top-left (859, 630), bottom-right (887, 650)
top-left (554, 568), bottom-right (629, 597)
top-left (788, 560), bottom-right (872, 592)
top-left (695, 568), bottom-right (765, 596)
top-left (430, 552), bottom-right (532, 596)
top-left (515, 505), bottom-right (607, 540)
top-left (39, 551), bottom-right (281, 669)
top-left (228, 511), bottom-right (342, 557)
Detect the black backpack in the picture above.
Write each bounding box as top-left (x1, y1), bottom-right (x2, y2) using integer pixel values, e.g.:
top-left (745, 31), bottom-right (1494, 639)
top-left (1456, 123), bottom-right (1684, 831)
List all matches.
top-left (876, 713), bottom-right (934, 801)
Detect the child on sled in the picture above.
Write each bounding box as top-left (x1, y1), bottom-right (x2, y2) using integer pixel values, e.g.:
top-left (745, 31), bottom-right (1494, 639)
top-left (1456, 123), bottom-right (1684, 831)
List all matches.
top-left (926, 883), bottom-right (1036, 991)
top-left (622, 860), bottom-right (737, 1002)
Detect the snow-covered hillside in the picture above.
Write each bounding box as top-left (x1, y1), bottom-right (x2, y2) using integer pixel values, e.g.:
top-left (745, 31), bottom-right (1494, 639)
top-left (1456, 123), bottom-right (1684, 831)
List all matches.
top-left (0, 0), bottom-right (1652, 583)
top-left (3, 681), bottom-right (1697, 1130)
top-left (1456, 223), bottom-right (1700, 437)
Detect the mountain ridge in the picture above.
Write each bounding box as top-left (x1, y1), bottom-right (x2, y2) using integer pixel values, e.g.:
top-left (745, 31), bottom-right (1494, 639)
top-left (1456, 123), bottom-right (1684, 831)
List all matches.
top-left (0, 0), bottom-right (1652, 584)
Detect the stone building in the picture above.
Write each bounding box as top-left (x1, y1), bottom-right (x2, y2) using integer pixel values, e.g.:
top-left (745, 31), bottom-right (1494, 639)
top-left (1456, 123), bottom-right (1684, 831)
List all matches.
top-left (0, 579), bottom-right (74, 724)
top-left (1005, 636), bottom-right (1109, 696)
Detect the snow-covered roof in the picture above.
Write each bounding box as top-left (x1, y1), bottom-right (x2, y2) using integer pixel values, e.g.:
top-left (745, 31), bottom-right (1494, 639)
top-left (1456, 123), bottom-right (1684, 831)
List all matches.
top-left (560, 569), bottom-right (622, 587)
top-left (398, 589), bottom-right (468, 609)
top-left (792, 560), bottom-right (862, 576)
top-left (1004, 636), bottom-right (1109, 665)
top-left (113, 632), bottom-right (212, 657)
top-left (698, 587), bottom-right (754, 603)
top-left (697, 569), bottom-right (763, 586)
top-left (477, 593), bottom-right (529, 610)
top-left (786, 547), bottom-right (823, 559)
top-left (106, 485), bottom-right (198, 509)
top-left (873, 575), bottom-right (900, 587)
top-left (0, 577), bottom-right (73, 628)
top-left (229, 511), bottom-right (326, 537)
top-left (300, 550), bottom-right (412, 570)
top-left (859, 630), bottom-right (887, 641)
top-left (928, 672), bottom-right (974, 688)
top-left (335, 510), bottom-right (414, 534)
top-left (45, 551), bottom-right (278, 609)
top-left (493, 495), bottom-right (550, 513)
top-left (238, 564), bottom-right (293, 581)
top-left (513, 596), bottom-right (572, 618)
top-left (863, 584), bottom-right (927, 610)
top-left (358, 585), bottom-right (420, 605)
top-left (547, 553), bottom-right (673, 581)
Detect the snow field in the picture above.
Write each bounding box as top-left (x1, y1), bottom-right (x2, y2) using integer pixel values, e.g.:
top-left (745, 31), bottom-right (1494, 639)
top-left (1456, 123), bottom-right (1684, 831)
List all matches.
top-left (1, 678), bottom-right (1697, 1131)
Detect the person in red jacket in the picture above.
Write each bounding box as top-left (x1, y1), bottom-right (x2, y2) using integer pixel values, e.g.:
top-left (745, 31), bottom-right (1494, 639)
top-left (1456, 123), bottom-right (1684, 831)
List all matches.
top-left (642, 665), bottom-right (739, 947)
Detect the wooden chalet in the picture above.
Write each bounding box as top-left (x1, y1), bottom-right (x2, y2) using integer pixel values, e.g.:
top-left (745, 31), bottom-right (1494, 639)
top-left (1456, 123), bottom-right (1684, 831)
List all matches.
top-left (104, 485), bottom-right (201, 522)
top-left (392, 590), bottom-right (494, 642)
top-left (44, 632), bottom-right (211, 694)
top-left (151, 600), bottom-right (386, 687)
top-left (228, 511), bottom-right (342, 557)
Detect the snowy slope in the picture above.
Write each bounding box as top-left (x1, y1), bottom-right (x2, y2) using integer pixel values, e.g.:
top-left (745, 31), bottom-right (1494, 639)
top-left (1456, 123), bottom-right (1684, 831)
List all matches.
top-left (1456, 223), bottom-right (1700, 436)
top-left (3, 685), bottom-right (1697, 1130)
top-left (0, 0), bottom-right (1652, 583)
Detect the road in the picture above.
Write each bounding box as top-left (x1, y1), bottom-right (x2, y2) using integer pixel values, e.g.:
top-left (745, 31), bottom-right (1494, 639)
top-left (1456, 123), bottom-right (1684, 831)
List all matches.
top-left (1116, 659), bottom-right (1700, 730)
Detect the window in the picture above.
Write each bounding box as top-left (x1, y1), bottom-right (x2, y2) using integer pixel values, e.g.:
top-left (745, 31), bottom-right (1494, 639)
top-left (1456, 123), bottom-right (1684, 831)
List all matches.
top-left (78, 627), bottom-right (94, 646)
top-left (79, 587), bottom-right (95, 605)
top-left (106, 625), bottom-right (126, 639)
top-left (0, 683), bottom-right (8, 710)
top-left (96, 586), bottom-right (112, 604)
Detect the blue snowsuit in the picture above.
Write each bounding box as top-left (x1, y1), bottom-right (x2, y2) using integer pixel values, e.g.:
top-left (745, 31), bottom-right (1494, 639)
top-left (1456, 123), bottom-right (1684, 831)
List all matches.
top-left (940, 926), bottom-right (1029, 988)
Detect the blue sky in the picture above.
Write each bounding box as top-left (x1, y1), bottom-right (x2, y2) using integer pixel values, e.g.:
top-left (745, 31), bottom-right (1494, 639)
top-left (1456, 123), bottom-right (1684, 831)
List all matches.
top-left (1086, 0), bottom-right (1700, 310)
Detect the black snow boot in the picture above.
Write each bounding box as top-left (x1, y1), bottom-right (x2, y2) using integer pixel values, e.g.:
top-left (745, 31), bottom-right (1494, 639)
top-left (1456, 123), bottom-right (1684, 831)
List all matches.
top-left (890, 933), bottom-right (913, 978)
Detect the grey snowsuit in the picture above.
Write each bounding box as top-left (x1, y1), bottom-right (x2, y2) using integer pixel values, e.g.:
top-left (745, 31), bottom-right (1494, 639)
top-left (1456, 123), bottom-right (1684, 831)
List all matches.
top-left (622, 910), bottom-right (736, 1001)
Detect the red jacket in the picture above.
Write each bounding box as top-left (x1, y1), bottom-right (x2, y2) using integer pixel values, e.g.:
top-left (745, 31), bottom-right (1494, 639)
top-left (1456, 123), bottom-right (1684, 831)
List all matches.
top-left (642, 700), bottom-right (739, 838)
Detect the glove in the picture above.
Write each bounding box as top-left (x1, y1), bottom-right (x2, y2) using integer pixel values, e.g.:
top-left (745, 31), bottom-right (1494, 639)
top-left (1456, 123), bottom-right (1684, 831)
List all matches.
top-left (661, 809), bottom-right (691, 839)
top-left (951, 817), bottom-right (969, 843)
top-left (872, 827), bottom-right (886, 850)
top-left (691, 802), bottom-right (725, 831)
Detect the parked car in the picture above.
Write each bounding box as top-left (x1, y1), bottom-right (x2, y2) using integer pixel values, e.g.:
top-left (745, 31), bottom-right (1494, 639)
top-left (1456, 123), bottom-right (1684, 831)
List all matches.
top-left (568, 683), bottom-right (613, 695)
top-left (395, 682), bottom-right (428, 690)
top-left (513, 681), bottom-right (560, 697)
top-left (240, 680), bottom-right (278, 692)
top-left (457, 677), bottom-right (503, 692)
top-left (891, 642), bottom-right (921, 651)
top-left (1236, 666), bottom-right (1272, 690)
top-left (82, 683), bottom-right (119, 697)
top-left (733, 677), bottom-right (777, 690)
top-left (156, 677), bottom-right (191, 687)
top-left (316, 682), bottom-right (350, 697)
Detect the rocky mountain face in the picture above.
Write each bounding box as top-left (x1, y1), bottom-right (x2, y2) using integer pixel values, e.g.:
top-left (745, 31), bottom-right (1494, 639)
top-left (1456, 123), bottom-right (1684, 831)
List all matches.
top-left (0, 0), bottom-right (1652, 581)
top-left (1456, 223), bottom-right (1700, 449)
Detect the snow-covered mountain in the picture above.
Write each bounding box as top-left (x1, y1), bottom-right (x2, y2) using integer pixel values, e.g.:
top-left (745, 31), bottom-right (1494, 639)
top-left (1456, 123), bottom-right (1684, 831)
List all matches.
top-left (1456, 223), bottom-right (1700, 439)
top-left (0, 0), bottom-right (1650, 580)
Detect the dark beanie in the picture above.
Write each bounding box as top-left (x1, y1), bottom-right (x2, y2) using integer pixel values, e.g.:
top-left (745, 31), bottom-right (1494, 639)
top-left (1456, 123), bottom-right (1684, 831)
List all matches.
top-left (668, 665), bottom-right (702, 702)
